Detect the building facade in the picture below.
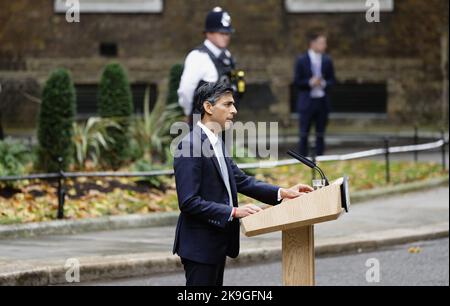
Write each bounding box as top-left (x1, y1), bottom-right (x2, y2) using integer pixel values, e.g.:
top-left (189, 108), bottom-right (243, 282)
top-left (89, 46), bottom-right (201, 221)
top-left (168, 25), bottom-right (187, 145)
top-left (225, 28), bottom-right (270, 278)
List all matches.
top-left (0, 0), bottom-right (448, 130)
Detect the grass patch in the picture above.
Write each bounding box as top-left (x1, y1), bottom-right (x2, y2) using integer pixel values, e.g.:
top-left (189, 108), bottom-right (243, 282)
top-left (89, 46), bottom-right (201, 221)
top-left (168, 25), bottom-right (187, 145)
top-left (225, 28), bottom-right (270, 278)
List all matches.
top-left (240, 160), bottom-right (446, 204)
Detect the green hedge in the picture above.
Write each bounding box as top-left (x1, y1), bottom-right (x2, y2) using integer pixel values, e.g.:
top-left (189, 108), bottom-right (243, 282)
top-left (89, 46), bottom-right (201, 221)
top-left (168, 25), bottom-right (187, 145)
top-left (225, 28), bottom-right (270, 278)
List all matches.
top-left (37, 68), bottom-right (76, 172)
top-left (97, 63), bottom-right (133, 169)
top-left (166, 63), bottom-right (183, 107)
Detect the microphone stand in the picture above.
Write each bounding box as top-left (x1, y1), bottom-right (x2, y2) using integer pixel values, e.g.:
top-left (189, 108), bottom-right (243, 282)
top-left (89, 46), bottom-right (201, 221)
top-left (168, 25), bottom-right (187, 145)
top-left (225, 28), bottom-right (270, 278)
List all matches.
top-left (287, 150), bottom-right (330, 186)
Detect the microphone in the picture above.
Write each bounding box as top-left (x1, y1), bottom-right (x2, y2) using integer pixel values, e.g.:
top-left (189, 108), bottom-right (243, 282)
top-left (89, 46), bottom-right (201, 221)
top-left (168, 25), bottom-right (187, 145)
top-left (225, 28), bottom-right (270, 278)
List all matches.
top-left (287, 150), bottom-right (329, 186)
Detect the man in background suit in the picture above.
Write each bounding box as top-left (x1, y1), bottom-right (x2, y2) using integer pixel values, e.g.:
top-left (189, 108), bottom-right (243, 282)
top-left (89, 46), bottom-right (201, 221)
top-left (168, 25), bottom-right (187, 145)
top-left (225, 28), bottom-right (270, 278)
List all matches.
top-left (173, 81), bottom-right (313, 286)
top-left (294, 32), bottom-right (336, 157)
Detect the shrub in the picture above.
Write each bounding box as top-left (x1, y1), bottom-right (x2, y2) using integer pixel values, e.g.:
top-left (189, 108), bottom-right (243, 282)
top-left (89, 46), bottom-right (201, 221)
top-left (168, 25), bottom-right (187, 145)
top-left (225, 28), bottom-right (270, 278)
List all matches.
top-left (72, 117), bottom-right (122, 170)
top-left (130, 86), bottom-right (183, 163)
top-left (0, 138), bottom-right (31, 177)
top-left (166, 63), bottom-right (183, 107)
top-left (130, 158), bottom-right (167, 189)
top-left (37, 68), bottom-right (76, 172)
top-left (97, 63), bottom-right (133, 169)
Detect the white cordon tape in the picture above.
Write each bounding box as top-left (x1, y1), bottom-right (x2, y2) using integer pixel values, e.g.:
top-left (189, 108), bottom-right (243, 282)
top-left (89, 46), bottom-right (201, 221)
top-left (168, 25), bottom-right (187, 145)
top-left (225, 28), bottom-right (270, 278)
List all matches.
top-left (238, 140), bottom-right (445, 169)
top-left (388, 139), bottom-right (444, 154)
top-left (0, 141), bottom-right (445, 180)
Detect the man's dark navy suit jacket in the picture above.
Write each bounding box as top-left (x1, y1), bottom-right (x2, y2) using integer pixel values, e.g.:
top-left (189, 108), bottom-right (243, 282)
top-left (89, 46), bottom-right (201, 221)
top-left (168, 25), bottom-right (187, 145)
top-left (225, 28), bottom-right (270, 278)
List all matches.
top-left (173, 126), bottom-right (280, 265)
top-left (294, 52), bottom-right (336, 113)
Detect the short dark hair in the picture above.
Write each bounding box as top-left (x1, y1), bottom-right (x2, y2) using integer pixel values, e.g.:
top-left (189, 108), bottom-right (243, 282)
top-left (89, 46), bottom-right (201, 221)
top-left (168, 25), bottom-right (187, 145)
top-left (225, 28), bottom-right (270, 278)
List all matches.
top-left (193, 81), bottom-right (233, 118)
top-left (307, 31), bottom-right (326, 44)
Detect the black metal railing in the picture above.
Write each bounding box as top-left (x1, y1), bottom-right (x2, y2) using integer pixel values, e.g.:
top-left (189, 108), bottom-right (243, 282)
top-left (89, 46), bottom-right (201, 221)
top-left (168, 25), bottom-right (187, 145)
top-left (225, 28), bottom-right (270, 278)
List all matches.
top-left (1, 129), bottom-right (448, 219)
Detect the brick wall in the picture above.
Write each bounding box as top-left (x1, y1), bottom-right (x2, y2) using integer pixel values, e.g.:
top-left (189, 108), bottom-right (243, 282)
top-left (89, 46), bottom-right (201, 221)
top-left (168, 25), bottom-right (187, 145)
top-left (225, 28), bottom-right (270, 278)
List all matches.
top-left (0, 0), bottom-right (448, 128)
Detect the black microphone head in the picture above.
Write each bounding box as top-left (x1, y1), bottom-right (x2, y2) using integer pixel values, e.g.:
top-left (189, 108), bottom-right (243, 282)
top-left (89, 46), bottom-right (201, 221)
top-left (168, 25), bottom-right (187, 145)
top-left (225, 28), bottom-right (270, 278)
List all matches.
top-left (287, 150), bottom-right (316, 168)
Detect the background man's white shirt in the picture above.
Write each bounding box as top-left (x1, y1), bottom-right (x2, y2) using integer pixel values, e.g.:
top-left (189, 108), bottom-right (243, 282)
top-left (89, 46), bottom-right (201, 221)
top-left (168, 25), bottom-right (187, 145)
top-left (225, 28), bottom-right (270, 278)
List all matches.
top-left (308, 49), bottom-right (326, 99)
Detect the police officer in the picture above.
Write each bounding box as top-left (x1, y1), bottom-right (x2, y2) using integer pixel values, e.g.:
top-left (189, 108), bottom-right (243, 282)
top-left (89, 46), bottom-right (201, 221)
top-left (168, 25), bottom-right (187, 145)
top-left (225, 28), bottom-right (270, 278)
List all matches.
top-left (177, 7), bottom-right (244, 123)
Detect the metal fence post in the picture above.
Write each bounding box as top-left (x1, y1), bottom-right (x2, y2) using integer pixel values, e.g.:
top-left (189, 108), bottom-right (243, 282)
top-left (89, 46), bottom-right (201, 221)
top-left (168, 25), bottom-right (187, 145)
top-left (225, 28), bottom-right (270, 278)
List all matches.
top-left (384, 138), bottom-right (390, 184)
top-left (414, 126), bottom-right (419, 162)
top-left (441, 129), bottom-right (447, 172)
top-left (56, 157), bottom-right (66, 219)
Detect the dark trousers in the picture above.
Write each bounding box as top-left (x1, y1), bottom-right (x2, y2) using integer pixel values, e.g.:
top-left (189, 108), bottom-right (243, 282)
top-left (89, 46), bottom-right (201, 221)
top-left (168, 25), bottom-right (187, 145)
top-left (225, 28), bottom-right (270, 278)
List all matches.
top-left (299, 97), bottom-right (329, 157)
top-left (181, 257), bottom-right (226, 286)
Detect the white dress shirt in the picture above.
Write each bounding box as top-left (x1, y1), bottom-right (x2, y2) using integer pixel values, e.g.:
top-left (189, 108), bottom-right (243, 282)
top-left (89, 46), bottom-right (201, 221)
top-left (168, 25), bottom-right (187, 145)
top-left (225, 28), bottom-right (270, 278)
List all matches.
top-left (308, 49), bottom-right (326, 99)
top-left (197, 121), bottom-right (234, 220)
top-left (197, 121), bottom-right (282, 221)
top-left (178, 40), bottom-right (224, 116)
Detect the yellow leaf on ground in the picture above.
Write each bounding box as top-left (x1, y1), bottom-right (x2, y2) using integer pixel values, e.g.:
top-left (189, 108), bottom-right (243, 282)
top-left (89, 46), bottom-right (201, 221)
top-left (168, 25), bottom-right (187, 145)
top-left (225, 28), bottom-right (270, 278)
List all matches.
top-left (408, 247), bottom-right (422, 254)
top-left (68, 188), bottom-right (77, 196)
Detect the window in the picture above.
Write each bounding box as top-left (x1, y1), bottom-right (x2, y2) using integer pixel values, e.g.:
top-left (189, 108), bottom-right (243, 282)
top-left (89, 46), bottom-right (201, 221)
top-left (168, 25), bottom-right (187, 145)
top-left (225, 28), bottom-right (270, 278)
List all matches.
top-left (290, 81), bottom-right (387, 115)
top-left (99, 42), bottom-right (118, 57)
top-left (54, 0), bottom-right (163, 14)
top-left (238, 83), bottom-right (277, 110)
top-left (284, 0), bottom-right (394, 13)
top-left (75, 83), bottom-right (158, 118)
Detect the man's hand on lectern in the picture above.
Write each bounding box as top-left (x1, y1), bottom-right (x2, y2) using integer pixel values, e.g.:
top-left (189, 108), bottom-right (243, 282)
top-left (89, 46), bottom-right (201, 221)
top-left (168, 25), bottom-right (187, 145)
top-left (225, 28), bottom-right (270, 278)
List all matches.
top-left (234, 204), bottom-right (263, 218)
top-left (279, 184), bottom-right (314, 201)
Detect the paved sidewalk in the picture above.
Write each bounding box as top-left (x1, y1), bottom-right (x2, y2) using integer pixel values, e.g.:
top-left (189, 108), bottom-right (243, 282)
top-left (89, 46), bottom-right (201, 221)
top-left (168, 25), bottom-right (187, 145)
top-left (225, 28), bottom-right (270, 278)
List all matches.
top-left (0, 187), bottom-right (448, 285)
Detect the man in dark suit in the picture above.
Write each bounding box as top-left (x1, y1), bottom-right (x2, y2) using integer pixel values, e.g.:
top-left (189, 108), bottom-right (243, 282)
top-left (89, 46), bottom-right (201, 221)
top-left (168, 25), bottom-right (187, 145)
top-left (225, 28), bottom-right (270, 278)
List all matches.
top-left (173, 81), bottom-right (313, 286)
top-left (294, 32), bottom-right (336, 157)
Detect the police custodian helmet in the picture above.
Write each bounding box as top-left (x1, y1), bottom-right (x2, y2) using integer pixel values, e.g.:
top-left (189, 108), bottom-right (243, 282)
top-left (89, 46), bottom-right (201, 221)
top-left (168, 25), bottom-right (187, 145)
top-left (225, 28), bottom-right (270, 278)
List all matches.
top-left (204, 7), bottom-right (234, 34)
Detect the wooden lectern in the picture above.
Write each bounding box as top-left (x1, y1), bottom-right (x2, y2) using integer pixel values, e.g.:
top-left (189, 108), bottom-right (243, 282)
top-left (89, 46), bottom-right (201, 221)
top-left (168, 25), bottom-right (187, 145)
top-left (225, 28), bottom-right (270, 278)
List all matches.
top-left (241, 177), bottom-right (350, 286)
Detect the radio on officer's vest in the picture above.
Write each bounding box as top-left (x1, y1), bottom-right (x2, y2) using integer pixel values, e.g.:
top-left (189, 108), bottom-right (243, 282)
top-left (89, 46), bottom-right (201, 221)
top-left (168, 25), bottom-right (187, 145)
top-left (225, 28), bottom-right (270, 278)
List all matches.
top-left (236, 70), bottom-right (245, 94)
top-left (231, 70), bottom-right (245, 96)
